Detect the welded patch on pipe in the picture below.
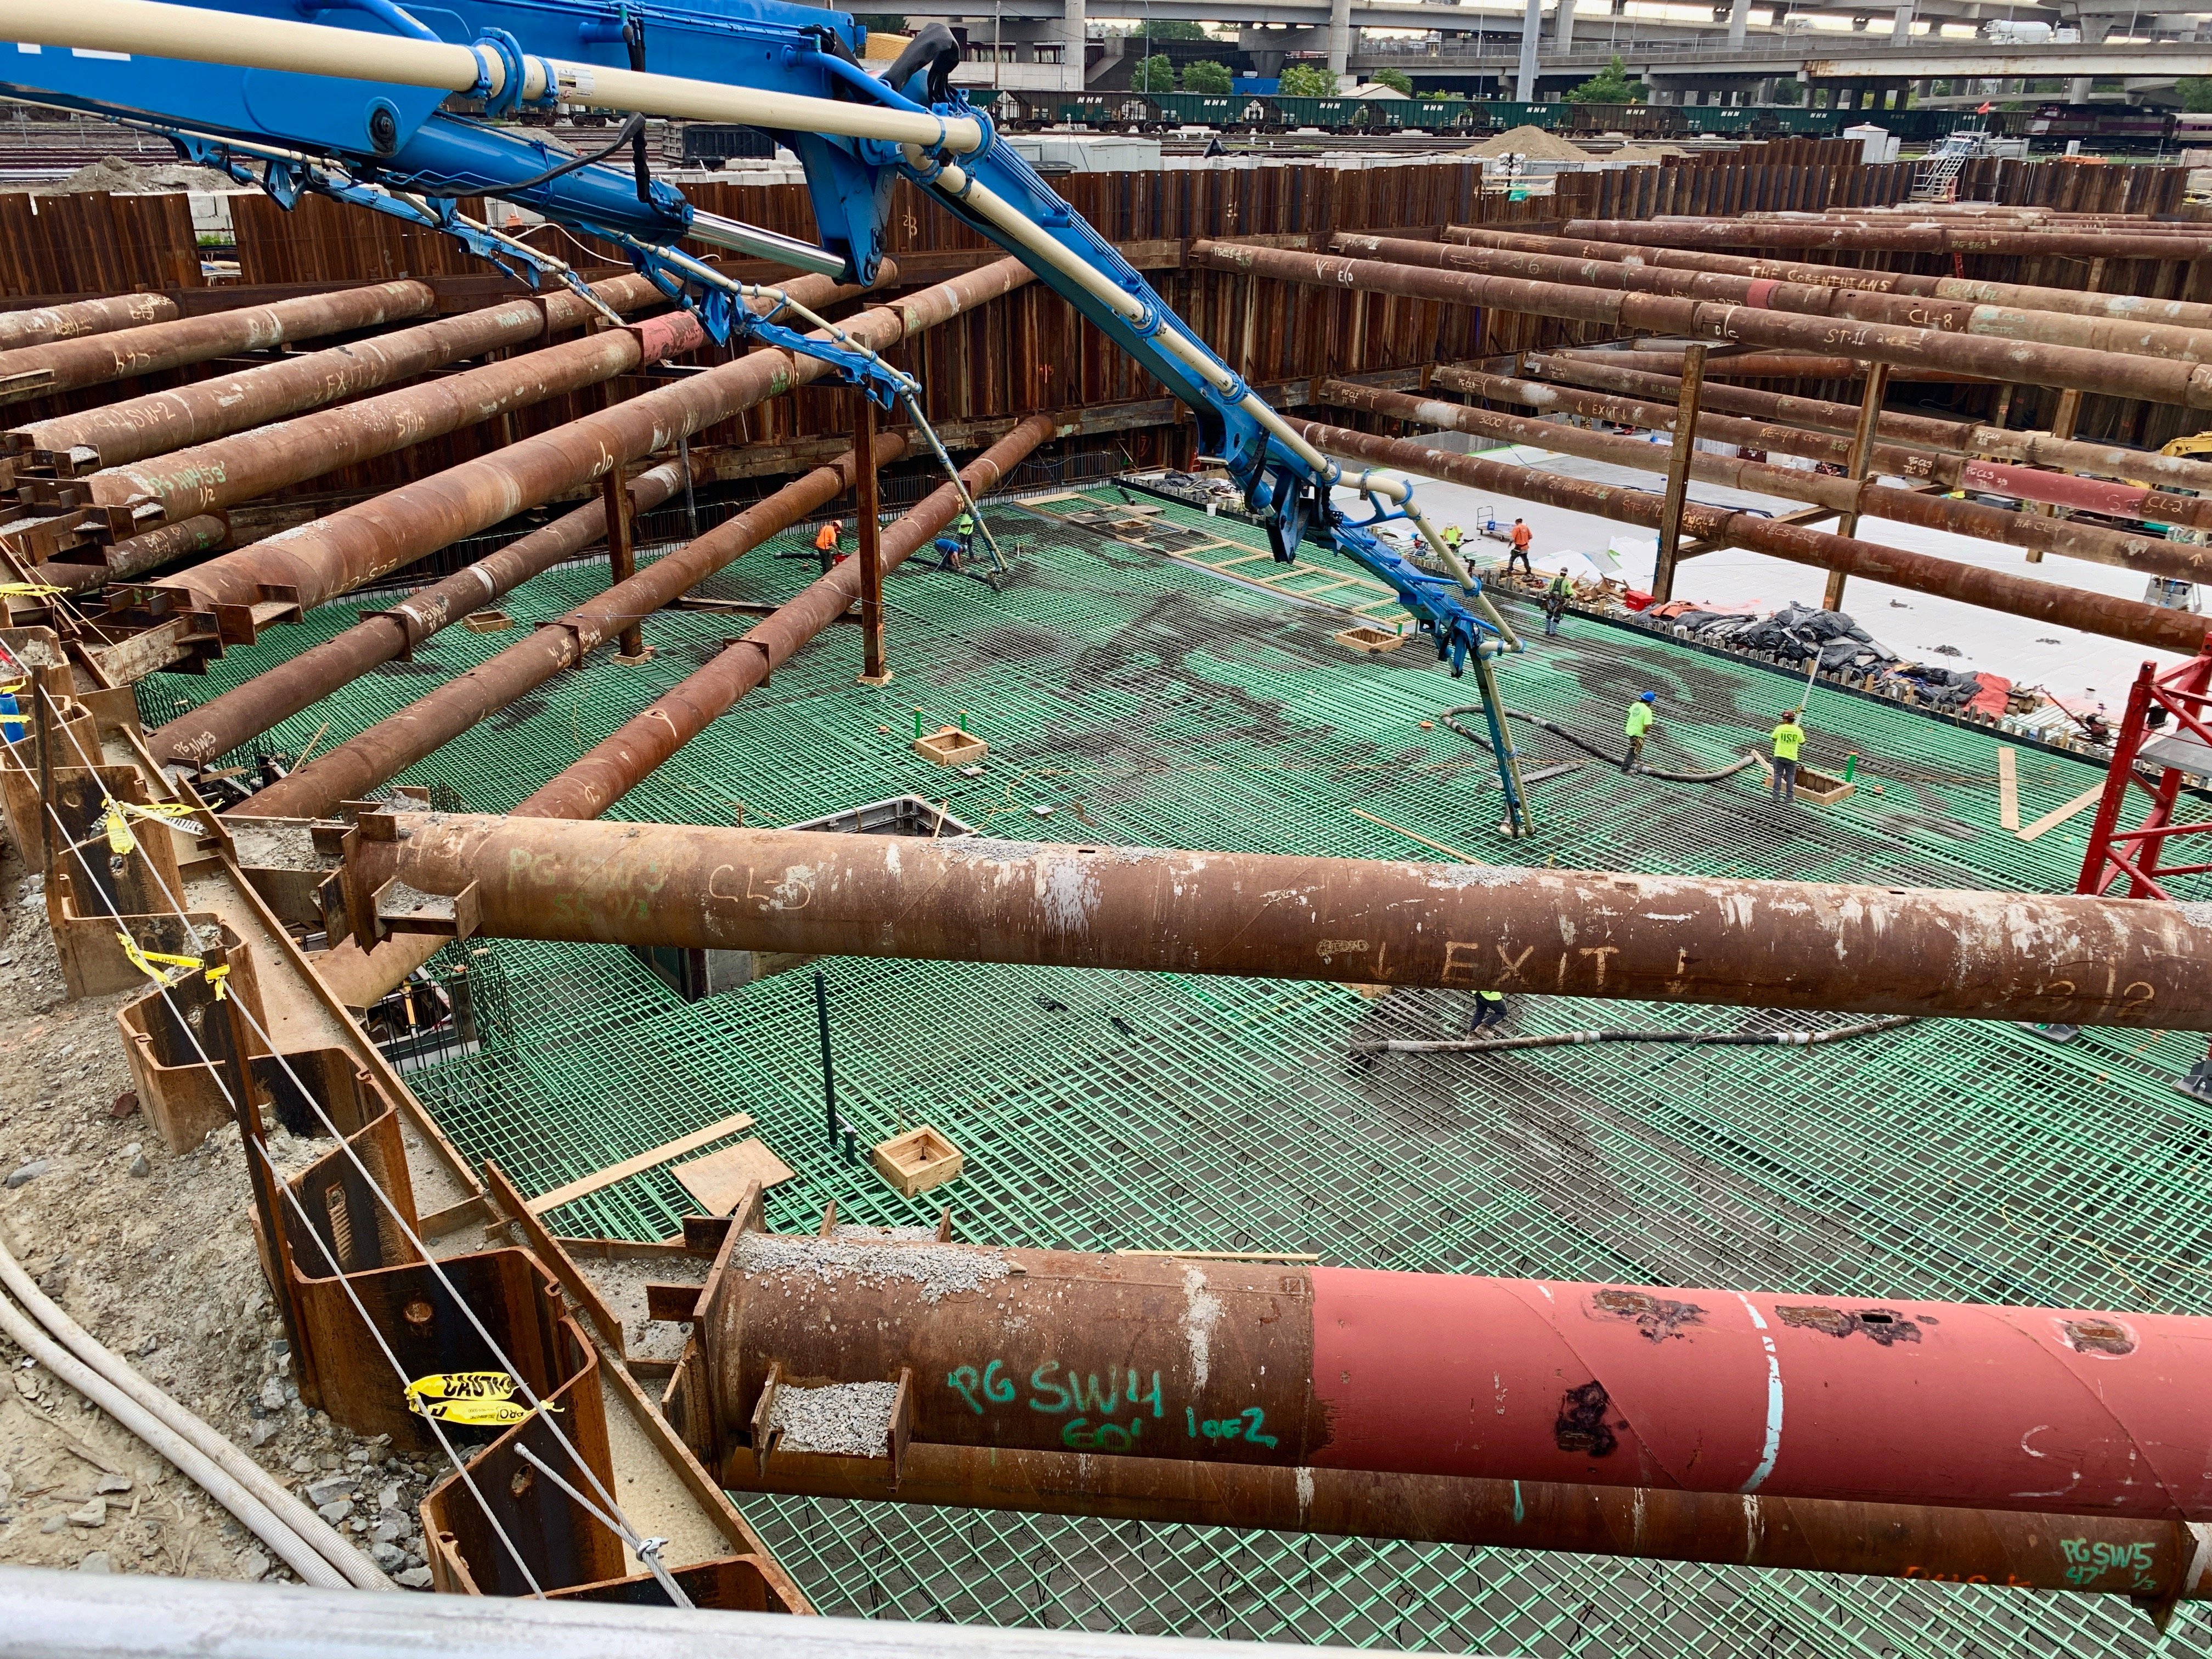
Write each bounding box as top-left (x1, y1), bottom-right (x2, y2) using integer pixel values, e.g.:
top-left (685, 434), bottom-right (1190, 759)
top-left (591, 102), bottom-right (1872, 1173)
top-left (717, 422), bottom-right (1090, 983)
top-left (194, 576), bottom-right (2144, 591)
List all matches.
top-left (1182, 1265), bottom-right (1223, 1389)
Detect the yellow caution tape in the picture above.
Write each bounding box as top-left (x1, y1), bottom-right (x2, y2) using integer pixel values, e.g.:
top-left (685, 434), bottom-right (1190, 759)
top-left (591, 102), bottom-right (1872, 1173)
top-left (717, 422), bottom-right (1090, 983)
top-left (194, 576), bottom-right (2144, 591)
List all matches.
top-left (404, 1372), bottom-right (561, 1428)
top-left (116, 932), bottom-right (226, 996)
top-left (0, 583), bottom-right (61, 598)
top-left (98, 795), bottom-right (201, 856)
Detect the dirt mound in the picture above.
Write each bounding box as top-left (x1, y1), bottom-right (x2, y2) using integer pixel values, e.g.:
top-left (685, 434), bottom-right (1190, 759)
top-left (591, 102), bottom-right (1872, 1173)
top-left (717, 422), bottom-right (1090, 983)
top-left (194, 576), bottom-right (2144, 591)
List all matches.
top-left (1464, 125), bottom-right (1592, 162)
top-left (47, 154), bottom-right (239, 194)
top-left (1609, 142), bottom-right (1688, 162)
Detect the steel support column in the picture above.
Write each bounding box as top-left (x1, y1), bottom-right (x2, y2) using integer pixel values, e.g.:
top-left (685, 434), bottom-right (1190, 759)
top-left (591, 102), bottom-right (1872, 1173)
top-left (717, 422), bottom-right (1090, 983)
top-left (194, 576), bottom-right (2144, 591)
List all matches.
top-left (1651, 343), bottom-right (1705, 605)
top-left (855, 393), bottom-right (887, 686)
top-left (1825, 359), bottom-right (1891, 611)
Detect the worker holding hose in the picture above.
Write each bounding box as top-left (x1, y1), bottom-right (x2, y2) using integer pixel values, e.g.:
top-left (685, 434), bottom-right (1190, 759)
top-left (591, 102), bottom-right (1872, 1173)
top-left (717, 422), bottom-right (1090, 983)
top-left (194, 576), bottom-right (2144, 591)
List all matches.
top-left (1542, 569), bottom-right (1570, 637)
top-left (1770, 708), bottom-right (1808, 804)
top-left (1623, 691), bottom-right (1657, 771)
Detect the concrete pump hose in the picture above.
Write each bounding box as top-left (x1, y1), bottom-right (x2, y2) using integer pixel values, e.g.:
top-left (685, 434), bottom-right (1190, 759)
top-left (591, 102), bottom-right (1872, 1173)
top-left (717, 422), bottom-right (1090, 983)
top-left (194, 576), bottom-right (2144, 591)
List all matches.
top-left (0, 1233), bottom-right (390, 1591)
top-left (1442, 704), bottom-right (1760, 786)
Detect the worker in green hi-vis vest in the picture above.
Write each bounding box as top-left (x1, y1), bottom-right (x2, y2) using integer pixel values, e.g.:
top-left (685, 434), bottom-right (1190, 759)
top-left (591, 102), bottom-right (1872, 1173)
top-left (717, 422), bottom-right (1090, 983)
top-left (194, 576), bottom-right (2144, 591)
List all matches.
top-left (1622, 691), bottom-right (1656, 772)
top-left (1770, 708), bottom-right (1808, 805)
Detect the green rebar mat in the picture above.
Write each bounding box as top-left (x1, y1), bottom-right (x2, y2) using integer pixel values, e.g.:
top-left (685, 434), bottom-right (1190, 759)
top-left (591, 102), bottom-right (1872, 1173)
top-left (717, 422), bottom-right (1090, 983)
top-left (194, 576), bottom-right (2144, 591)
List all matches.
top-left (148, 490), bottom-right (2212, 1658)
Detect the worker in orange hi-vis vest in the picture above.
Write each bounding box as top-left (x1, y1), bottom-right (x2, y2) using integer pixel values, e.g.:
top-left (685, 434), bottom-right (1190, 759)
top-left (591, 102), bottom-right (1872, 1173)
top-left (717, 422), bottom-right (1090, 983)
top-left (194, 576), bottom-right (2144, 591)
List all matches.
top-left (1507, 517), bottom-right (1534, 578)
top-left (813, 518), bottom-right (843, 573)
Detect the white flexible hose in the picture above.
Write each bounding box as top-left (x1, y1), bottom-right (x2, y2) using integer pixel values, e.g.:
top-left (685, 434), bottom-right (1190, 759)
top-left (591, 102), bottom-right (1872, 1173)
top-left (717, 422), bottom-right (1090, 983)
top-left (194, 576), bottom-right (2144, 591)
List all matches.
top-left (0, 1233), bottom-right (390, 1590)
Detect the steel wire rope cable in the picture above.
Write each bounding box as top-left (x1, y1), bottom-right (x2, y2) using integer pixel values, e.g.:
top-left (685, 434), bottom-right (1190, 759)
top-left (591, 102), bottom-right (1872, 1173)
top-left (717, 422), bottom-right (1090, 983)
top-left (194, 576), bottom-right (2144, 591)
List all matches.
top-left (30, 706), bottom-right (630, 1601)
top-left (43, 704), bottom-right (698, 1608)
top-left (1350, 1015), bottom-right (1920, 1055)
top-left (21, 713), bottom-right (550, 1597)
top-left (1440, 703), bottom-right (1760, 785)
top-left (0, 1229), bottom-right (391, 1589)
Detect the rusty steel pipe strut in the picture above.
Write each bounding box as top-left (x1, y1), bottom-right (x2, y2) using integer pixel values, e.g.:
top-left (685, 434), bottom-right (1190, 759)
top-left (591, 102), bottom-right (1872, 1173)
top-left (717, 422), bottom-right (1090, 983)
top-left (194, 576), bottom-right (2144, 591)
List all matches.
top-left (0, 291), bottom-right (176, 352)
top-left (1562, 216), bottom-right (2212, 263)
top-left (144, 462), bottom-right (689, 770)
top-left (333, 808), bottom-right (2212, 1029)
top-left (223, 258), bottom-right (1034, 822)
top-left (699, 1235), bottom-right (2212, 1524)
top-left (229, 456), bottom-right (858, 821)
top-left (1553, 349), bottom-right (1990, 385)
top-left (1391, 371), bottom-right (2212, 575)
top-left (1285, 417), bottom-right (2212, 659)
top-left (147, 259), bottom-right (1004, 623)
top-left (1520, 352), bottom-right (2212, 501)
top-left (1440, 221), bottom-right (2212, 336)
top-left (0, 280), bottom-right (432, 408)
top-left (1192, 241), bottom-right (2212, 409)
top-left (8, 273), bottom-right (665, 476)
top-left (514, 416), bottom-right (1052, 822)
top-left (1334, 232), bottom-right (2212, 371)
top-left (37, 512), bottom-right (228, 594)
top-left (82, 268), bottom-right (858, 545)
top-left (718, 1437), bottom-right (2212, 1611)
top-left (1329, 377), bottom-right (2198, 583)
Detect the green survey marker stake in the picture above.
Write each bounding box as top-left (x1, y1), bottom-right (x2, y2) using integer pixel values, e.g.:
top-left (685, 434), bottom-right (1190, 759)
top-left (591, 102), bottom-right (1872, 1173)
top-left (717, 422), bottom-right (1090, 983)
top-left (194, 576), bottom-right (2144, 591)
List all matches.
top-left (914, 707), bottom-right (927, 738)
top-left (1844, 753), bottom-right (1859, 783)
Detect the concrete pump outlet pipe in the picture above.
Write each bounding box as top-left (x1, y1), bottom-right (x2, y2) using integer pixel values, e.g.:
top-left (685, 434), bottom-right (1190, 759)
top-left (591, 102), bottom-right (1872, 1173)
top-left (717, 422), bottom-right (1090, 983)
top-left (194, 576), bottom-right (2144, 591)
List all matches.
top-left (9, 273), bottom-right (664, 475)
top-left (700, 1234), bottom-right (2212, 1522)
top-left (1439, 222), bottom-right (2212, 335)
top-left (1333, 232), bottom-right (2212, 369)
top-left (333, 809), bottom-right (2212, 1028)
top-left (1285, 416), bottom-right (2212, 659)
top-left (0, 279), bottom-right (431, 407)
top-left (1190, 241), bottom-right (2212, 408)
top-left (0, 0), bottom-right (985, 151)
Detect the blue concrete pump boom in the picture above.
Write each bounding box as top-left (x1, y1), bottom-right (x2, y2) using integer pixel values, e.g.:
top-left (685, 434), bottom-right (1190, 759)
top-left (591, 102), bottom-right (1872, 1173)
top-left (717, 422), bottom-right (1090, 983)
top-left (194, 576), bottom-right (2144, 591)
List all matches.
top-left (0, 0), bottom-right (1531, 832)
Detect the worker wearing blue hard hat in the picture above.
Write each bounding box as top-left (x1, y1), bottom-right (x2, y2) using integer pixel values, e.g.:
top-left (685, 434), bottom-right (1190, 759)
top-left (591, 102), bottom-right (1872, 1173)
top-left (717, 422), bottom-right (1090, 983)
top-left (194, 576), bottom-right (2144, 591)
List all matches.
top-left (1622, 691), bottom-right (1657, 772)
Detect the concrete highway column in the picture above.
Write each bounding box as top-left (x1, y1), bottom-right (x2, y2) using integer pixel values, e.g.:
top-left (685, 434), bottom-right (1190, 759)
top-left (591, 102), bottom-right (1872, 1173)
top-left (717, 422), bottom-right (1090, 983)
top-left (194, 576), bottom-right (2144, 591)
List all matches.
top-left (1728, 0), bottom-right (1748, 50)
top-left (1516, 0), bottom-right (1542, 100)
top-left (1889, 3), bottom-right (1912, 44)
top-left (1328, 0), bottom-right (1351, 76)
top-left (1061, 0), bottom-right (1086, 92)
top-left (1555, 0), bottom-right (1576, 52)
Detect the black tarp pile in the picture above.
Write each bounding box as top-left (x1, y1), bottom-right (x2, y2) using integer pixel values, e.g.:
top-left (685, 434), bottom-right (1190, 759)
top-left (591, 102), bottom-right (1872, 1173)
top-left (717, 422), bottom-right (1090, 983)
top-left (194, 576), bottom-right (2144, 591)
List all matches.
top-left (1658, 602), bottom-right (2011, 713)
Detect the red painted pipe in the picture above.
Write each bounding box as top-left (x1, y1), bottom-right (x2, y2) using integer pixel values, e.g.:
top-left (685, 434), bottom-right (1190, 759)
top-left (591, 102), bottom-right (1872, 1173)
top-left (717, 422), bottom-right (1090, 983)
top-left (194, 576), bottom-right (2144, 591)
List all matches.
top-left (708, 1238), bottom-right (2212, 1522)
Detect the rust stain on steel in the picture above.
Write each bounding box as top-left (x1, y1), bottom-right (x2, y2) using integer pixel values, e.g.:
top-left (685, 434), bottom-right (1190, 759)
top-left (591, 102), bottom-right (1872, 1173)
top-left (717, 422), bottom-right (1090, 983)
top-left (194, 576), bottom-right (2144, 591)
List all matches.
top-left (235, 258), bottom-right (1035, 820)
top-left (0, 280), bottom-right (432, 406)
top-left (716, 1435), bottom-right (2212, 1604)
top-left (1193, 240), bottom-right (2212, 408)
top-left (1288, 416), bottom-right (2212, 658)
top-left (1564, 215), bottom-right (2212, 265)
top-left (0, 291), bottom-right (175, 351)
top-left (512, 416), bottom-right (1051, 823)
top-left (145, 461), bottom-right (688, 768)
top-left (1436, 220), bottom-right (2212, 339)
top-left (41, 511), bottom-right (227, 594)
top-left (9, 273), bottom-right (665, 475)
top-left (1338, 376), bottom-right (2211, 579)
top-left (2063, 1318), bottom-right (2139, 1358)
top-left (331, 809), bottom-right (2212, 1028)
top-left (1590, 1289), bottom-right (1706, 1342)
top-left (1335, 230), bottom-right (2212, 369)
top-left (686, 1235), bottom-right (2212, 1520)
top-left (159, 256), bottom-right (1029, 620)
top-left (1775, 1305), bottom-right (1925, 1346)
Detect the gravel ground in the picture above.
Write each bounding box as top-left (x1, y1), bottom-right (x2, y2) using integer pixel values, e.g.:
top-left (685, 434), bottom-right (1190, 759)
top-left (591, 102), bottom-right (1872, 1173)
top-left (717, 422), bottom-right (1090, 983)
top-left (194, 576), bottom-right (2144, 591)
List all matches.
top-left (768, 1381), bottom-right (898, 1458)
top-left (0, 840), bottom-right (439, 1587)
top-left (735, 1232), bottom-right (1009, 1302)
